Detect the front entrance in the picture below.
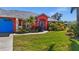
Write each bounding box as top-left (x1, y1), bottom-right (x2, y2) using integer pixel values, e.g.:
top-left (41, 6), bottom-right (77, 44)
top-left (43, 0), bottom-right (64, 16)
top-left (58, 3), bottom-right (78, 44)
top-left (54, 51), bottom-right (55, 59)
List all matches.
top-left (39, 20), bottom-right (45, 31)
top-left (0, 18), bottom-right (14, 33)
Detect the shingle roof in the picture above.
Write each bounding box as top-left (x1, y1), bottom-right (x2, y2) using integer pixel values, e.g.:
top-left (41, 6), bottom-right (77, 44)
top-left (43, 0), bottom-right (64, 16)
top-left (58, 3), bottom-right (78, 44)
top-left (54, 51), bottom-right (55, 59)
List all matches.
top-left (0, 9), bottom-right (37, 19)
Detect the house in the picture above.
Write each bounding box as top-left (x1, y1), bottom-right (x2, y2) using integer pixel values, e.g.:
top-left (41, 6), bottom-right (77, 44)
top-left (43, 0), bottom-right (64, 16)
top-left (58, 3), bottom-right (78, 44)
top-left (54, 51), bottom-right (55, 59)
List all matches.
top-left (0, 13), bottom-right (58, 33)
top-left (0, 9), bottom-right (58, 33)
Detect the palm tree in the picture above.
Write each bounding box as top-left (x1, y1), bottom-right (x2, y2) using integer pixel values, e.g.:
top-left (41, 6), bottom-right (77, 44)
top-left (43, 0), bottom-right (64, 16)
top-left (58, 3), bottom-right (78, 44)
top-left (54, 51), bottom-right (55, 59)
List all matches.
top-left (71, 7), bottom-right (79, 26)
top-left (26, 16), bottom-right (35, 24)
top-left (26, 16), bottom-right (35, 32)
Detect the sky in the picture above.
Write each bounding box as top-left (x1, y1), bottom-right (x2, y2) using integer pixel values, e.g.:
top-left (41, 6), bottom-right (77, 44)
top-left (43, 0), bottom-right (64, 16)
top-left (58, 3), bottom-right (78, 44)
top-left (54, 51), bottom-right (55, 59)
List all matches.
top-left (0, 7), bottom-right (76, 21)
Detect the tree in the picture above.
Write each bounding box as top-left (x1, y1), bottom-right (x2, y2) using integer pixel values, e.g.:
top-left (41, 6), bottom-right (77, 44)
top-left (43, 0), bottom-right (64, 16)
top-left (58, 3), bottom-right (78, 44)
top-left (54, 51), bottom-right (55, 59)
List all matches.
top-left (26, 16), bottom-right (35, 32)
top-left (51, 12), bottom-right (62, 21)
top-left (71, 7), bottom-right (79, 26)
top-left (26, 16), bottom-right (35, 24)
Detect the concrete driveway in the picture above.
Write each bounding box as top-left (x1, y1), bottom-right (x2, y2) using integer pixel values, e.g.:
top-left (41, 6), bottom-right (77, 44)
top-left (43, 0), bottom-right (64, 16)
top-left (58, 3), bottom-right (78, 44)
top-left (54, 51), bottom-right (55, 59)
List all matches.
top-left (0, 33), bottom-right (13, 51)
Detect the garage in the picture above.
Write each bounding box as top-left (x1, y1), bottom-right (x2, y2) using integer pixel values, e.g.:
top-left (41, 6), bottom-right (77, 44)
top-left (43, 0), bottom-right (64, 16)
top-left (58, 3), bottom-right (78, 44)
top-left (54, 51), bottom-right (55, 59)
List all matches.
top-left (0, 18), bottom-right (14, 33)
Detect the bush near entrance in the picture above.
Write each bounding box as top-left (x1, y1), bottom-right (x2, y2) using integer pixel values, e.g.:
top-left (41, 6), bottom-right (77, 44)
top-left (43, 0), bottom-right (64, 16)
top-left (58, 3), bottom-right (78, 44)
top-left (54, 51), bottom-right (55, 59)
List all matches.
top-left (48, 22), bottom-right (66, 31)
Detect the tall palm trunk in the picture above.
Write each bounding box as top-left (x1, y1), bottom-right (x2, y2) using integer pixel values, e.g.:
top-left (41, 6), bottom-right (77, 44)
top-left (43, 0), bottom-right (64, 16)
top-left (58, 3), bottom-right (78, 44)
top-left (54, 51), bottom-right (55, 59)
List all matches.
top-left (77, 8), bottom-right (79, 26)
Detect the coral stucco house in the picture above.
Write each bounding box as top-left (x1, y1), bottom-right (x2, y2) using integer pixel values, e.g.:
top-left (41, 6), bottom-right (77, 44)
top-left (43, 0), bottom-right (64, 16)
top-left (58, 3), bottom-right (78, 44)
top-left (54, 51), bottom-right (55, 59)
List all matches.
top-left (0, 9), bottom-right (57, 33)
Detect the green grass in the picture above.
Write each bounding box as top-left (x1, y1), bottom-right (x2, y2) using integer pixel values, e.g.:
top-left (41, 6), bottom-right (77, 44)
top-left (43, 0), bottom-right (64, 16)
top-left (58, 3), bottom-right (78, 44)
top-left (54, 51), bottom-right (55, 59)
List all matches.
top-left (13, 31), bottom-right (79, 51)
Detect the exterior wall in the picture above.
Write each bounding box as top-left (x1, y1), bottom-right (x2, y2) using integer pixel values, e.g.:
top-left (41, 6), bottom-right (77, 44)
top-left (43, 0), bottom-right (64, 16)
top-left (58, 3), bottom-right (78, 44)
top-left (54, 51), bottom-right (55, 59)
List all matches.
top-left (12, 18), bottom-right (16, 32)
top-left (18, 19), bottom-right (24, 28)
top-left (16, 18), bottom-right (19, 32)
top-left (18, 18), bottom-right (25, 32)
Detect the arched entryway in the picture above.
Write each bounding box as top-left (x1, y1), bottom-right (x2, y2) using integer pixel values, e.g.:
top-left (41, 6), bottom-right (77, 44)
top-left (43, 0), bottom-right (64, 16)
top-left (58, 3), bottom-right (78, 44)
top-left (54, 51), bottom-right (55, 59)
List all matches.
top-left (36, 14), bottom-right (48, 31)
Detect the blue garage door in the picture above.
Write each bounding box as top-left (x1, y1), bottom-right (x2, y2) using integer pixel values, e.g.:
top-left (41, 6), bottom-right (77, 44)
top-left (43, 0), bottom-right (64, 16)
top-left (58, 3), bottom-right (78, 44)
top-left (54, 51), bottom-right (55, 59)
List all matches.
top-left (0, 18), bottom-right (13, 33)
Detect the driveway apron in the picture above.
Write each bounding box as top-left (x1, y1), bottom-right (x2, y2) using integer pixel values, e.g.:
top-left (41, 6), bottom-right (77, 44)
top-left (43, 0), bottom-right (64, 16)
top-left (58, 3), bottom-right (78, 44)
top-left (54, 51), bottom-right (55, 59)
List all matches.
top-left (0, 33), bottom-right (13, 51)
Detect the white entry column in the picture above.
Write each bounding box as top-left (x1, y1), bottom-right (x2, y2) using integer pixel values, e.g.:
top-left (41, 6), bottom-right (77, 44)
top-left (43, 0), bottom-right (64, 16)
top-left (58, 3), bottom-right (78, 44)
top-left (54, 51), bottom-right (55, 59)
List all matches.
top-left (16, 18), bottom-right (19, 32)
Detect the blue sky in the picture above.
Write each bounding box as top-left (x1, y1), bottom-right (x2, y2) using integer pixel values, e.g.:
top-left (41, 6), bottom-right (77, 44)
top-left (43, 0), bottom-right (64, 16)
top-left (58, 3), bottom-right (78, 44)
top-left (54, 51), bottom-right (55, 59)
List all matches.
top-left (0, 7), bottom-right (76, 21)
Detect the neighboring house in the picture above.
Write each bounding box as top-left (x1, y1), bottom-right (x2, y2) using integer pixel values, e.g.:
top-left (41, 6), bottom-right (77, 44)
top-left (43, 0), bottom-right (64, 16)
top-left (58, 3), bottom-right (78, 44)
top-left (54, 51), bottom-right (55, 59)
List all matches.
top-left (48, 17), bottom-right (58, 23)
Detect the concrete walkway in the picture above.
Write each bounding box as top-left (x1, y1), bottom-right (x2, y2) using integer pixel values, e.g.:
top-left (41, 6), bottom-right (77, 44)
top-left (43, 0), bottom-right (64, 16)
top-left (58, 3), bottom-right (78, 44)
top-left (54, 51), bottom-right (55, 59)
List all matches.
top-left (14, 31), bottom-right (48, 35)
top-left (0, 33), bottom-right (13, 51)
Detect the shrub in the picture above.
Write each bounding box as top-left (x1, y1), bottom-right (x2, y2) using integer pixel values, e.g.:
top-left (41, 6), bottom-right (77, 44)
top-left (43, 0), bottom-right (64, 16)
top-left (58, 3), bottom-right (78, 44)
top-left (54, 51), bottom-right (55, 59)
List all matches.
top-left (71, 24), bottom-right (79, 37)
top-left (48, 22), bottom-right (66, 31)
top-left (48, 23), bottom-right (57, 31)
top-left (66, 27), bottom-right (75, 37)
top-left (18, 28), bottom-right (26, 33)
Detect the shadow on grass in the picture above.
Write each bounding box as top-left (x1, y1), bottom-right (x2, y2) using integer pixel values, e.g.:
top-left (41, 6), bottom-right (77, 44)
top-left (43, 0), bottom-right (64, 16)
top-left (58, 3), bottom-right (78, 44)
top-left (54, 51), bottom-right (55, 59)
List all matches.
top-left (70, 39), bottom-right (79, 51)
top-left (48, 44), bottom-right (55, 51)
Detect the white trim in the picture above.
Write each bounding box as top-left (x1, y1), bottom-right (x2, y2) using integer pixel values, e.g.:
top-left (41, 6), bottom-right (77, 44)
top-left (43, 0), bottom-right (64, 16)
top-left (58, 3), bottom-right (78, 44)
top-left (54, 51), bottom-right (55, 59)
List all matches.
top-left (16, 18), bottom-right (19, 32)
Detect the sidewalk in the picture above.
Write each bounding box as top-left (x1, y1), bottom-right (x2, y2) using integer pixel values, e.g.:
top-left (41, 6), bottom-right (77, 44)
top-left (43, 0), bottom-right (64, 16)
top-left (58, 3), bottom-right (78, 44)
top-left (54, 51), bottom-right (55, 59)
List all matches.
top-left (14, 31), bottom-right (48, 35)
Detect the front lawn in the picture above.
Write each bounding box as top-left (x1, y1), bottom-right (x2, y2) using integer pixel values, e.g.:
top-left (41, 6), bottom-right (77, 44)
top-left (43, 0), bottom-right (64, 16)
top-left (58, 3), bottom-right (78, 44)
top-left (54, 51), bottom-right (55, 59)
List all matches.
top-left (13, 31), bottom-right (79, 51)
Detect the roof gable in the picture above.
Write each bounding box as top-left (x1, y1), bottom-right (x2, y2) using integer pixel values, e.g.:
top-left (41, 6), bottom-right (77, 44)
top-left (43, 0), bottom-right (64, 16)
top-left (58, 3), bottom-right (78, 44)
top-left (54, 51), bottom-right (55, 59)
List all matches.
top-left (37, 13), bottom-right (48, 18)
